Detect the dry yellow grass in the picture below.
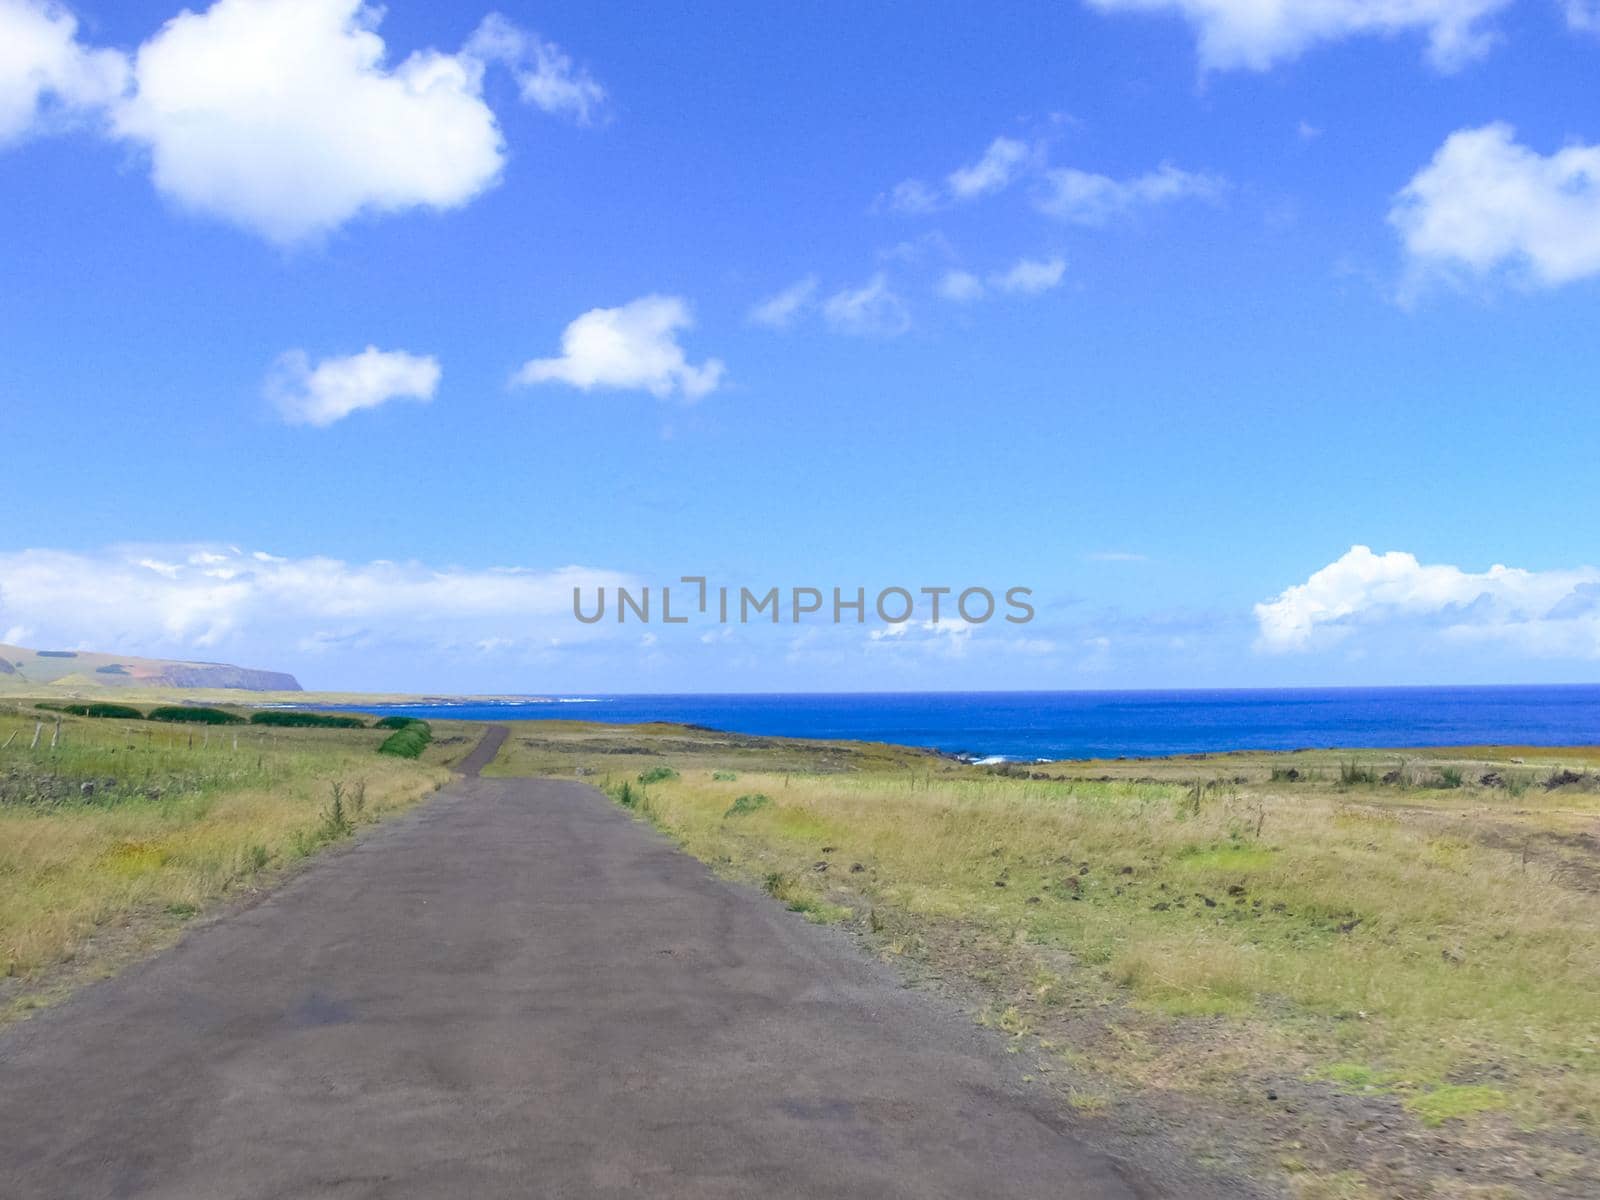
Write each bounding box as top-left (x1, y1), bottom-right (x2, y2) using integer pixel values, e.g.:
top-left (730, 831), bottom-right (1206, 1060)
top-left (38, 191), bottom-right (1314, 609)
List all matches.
top-left (0, 704), bottom-right (453, 1018)
top-left (492, 725), bottom-right (1600, 1180)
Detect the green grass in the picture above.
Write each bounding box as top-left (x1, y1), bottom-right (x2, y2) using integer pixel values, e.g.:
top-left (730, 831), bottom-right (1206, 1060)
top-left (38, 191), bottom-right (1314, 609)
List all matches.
top-left (1408, 1085), bottom-right (1508, 1126)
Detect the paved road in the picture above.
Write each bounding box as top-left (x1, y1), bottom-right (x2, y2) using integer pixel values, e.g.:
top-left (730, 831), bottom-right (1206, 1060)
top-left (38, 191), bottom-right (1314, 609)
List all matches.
top-left (0, 729), bottom-right (1150, 1199)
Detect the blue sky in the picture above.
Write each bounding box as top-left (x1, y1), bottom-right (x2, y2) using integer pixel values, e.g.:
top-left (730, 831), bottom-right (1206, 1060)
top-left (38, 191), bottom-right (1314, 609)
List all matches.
top-left (2, 0), bottom-right (1598, 692)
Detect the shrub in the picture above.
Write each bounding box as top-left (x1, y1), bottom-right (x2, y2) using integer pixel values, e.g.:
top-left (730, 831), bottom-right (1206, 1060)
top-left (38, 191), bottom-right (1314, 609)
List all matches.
top-left (148, 705), bottom-right (245, 725)
top-left (377, 721), bottom-right (431, 758)
top-left (35, 701), bottom-right (146, 720)
top-left (725, 793), bottom-right (771, 817)
top-left (374, 715), bottom-right (425, 729)
top-left (1338, 759), bottom-right (1379, 786)
top-left (712, 770), bottom-right (737, 781)
top-left (249, 710), bottom-right (366, 729)
top-left (84, 702), bottom-right (144, 719)
top-left (637, 765), bottom-right (679, 785)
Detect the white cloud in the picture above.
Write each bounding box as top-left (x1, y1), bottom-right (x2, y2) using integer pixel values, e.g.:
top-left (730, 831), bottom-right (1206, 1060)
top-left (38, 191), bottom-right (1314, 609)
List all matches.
top-left (1036, 163), bottom-right (1225, 225)
top-left (1084, 0), bottom-right (1511, 72)
top-left (0, 0), bottom-right (128, 144)
top-left (748, 275), bottom-right (818, 329)
top-left (947, 136), bottom-right (1031, 200)
top-left (937, 269), bottom-right (985, 302)
top-left (0, 2), bottom-right (602, 242)
top-left (887, 137), bottom-right (1033, 214)
top-left (937, 258), bottom-right (1064, 302)
top-left (1255, 545), bottom-right (1600, 657)
top-left (266, 346), bottom-right (440, 427)
top-left (868, 617), bottom-right (974, 658)
top-left (991, 255), bottom-right (1065, 294)
top-left (111, 0), bottom-right (516, 243)
top-left (0, 544), bottom-right (633, 657)
top-left (1570, 0), bottom-right (1600, 30)
top-left (462, 12), bottom-right (604, 123)
top-left (822, 273), bottom-right (911, 336)
top-left (1390, 123), bottom-right (1600, 291)
top-left (514, 295), bottom-right (725, 399)
top-left (1087, 551), bottom-right (1149, 563)
top-left (883, 178), bottom-right (941, 215)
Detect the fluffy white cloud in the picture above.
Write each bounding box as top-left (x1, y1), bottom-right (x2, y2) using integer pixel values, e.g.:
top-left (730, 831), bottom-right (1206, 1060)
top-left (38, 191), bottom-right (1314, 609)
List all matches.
top-left (514, 295), bottom-right (725, 399)
top-left (0, 544), bottom-right (633, 656)
top-left (462, 12), bottom-right (604, 123)
top-left (112, 0), bottom-right (514, 243)
top-left (991, 255), bottom-right (1065, 294)
top-left (1036, 163), bottom-right (1224, 224)
top-left (1084, 0), bottom-right (1511, 72)
top-left (0, 0), bottom-right (127, 143)
top-left (1255, 545), bottom-right (1600, 657)
top-left (0, 1), bottom-right (602, 242)
top-left (947, 136), bottom-right (1032, 200)
top-left (266, 346), bottom-right (440, 427)
top-left (1390, 123), bottom-right (1600, 290)
top-left (1570, 0), bottom-right (1600, 30)
top-left (747, 275), bottom-right (818, 329)
top-left (822, 273), bottom-right (911, 336)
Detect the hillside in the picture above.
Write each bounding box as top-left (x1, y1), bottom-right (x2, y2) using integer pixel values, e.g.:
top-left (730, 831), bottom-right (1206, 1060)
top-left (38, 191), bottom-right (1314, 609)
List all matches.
top-left (0, 643), bottom-right (300, 693)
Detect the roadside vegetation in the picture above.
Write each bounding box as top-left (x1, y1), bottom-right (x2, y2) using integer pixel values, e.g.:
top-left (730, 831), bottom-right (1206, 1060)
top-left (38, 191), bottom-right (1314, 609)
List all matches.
top-left (495, 722), bottom-right (1600, 1199)
top-left (248, 710), bottom-right (368, 729)
top-left (377, 719), bottom-right (432, 758)
top-left (0, 702), bottom-right (474, 1024)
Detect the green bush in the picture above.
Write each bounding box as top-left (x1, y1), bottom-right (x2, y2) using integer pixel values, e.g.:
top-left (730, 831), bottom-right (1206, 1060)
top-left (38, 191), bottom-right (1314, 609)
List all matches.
top-left (35, 701), bottom-right (145, 719)
top-left (725, 793), bottom-right (772, 817)
top-left (374, 715), bottom-right (425, 729)
top-left (249, 710), bottom-right (367, 729)
top-left (637, 765), bottom-right (679, 785)
top-left (377, 720), bottom-right (432, 758)
top-left (147, 705), bottom-right (245, 726)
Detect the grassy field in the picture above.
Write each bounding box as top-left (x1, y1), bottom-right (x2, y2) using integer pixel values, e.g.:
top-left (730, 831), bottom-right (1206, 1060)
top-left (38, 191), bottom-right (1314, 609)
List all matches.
top-left (496, 722), bottom-right (1600, 1199)
top-left (0, 701), bottom-right (480, 1023)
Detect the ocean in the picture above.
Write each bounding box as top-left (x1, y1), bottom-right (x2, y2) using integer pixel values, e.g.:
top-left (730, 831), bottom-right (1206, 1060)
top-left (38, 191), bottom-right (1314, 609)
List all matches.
top-left (348, 685), bottom-right (1600, 761)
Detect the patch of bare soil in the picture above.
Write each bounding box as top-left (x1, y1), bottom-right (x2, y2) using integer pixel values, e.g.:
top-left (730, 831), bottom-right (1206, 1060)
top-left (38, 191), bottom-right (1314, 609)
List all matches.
top-left (1471, 822), bottom-right (1600, 894)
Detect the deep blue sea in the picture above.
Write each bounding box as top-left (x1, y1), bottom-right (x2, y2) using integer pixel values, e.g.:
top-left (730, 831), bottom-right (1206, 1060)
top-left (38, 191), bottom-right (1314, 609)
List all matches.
top-left (347, 686), bottom-right (1600, 761)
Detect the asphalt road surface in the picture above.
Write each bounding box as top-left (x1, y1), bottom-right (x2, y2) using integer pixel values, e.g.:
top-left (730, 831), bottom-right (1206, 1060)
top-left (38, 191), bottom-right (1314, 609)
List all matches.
top-left (0, 728), bottom-right (1153, 1199)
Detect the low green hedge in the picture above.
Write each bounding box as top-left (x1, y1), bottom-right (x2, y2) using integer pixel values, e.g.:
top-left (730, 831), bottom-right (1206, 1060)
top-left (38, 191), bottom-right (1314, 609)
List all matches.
top-left (249, 710), bottom-right (367, 729)
top-left (147, 705), bottom-right (245, 725)
top-left (374, 715), bottom-right (425, 729)
top-left (377, 720), bottom-right (432, 758)
top-left (35, 701), bottom-right (145, 719)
